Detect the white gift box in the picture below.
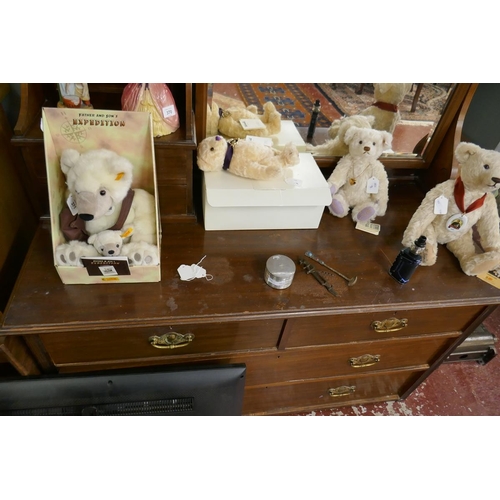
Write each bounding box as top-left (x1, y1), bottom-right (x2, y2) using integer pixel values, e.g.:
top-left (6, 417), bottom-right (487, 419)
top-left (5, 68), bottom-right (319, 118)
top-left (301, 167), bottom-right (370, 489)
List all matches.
top-left (271, 120), bottom-right (307, 152)
top-left (43, 107), bottom-right (161, 284)
top-left (202, 153), bottom-right (332, 231)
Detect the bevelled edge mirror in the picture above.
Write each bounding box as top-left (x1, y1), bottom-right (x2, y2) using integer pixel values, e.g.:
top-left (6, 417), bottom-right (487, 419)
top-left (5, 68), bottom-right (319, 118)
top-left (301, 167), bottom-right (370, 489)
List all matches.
top-left (195, 83), bottom-right (476, 176)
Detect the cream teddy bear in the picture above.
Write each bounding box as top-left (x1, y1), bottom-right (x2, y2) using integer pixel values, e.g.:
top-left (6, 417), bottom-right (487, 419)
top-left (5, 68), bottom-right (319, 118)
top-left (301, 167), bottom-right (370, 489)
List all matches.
top-left (402, 142), bottom-right (500, 276)
top-left (327, 126), bottom-right (392, 223)
top-left (56, 148), bottom-right (158, 266)
top-left (197, 135), bottom-right (300, 181)
top-left (359, 83), bottom-right (412, 134)
top-left (207, 101), bottom-right (281, 139)
top-left (307, 114), bottom-right (375, 156)
top-left (87, 227), bottom-right (132, 257)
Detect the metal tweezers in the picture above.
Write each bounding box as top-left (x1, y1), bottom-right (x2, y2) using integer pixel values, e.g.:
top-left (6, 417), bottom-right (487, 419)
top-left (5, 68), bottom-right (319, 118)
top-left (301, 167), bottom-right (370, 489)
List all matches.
top-left (299, 258), bottom-right (337, 296)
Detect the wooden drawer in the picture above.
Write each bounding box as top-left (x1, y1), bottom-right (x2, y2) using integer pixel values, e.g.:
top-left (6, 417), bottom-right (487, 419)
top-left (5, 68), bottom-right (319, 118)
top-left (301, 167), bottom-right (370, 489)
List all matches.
top-left (40, 319), bottom-right (283, 365)
top-left (243, 368), bottom-right (424, 415)
top-left (243, 334), bottom-right (458, 386)
top-left (286, 305), bottom-right (483, 348)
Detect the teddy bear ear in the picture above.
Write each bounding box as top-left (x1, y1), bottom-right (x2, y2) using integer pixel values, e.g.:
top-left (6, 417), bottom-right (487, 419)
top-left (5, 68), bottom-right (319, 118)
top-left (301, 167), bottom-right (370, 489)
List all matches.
top-left (455, 142), bottom-right (482, 163)
top-left (344, 126), bottom-right (360, 144)
top-left (87, 234), bottom-right (96, 245)
top-left (60, 149), bottom-right (81, 175)
top-left (382, 131), bottom-right (393, 148)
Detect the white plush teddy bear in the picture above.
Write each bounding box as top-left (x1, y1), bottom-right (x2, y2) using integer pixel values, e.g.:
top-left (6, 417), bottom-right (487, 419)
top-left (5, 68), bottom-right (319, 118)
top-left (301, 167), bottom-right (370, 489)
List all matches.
top-left (307, 114), bottom-right (375, 156)
top-left (87, 228), bottom-right (131, 257)
top-left (327, 126), bottom-right (392, 223)
top-left (402, 142), bottom-right (500, 276)
top-left (56, 148), bottom-right (158, 266)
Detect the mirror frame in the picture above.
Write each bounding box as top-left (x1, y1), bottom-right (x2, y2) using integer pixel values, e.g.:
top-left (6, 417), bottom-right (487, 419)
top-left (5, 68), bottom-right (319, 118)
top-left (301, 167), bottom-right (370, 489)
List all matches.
top-left (194, 83), bottom-right (477, 173)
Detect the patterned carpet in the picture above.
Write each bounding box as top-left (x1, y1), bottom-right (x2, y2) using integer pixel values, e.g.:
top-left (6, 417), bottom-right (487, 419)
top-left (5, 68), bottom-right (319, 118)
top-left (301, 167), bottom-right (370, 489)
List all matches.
top-left (237, 83), bottom-right (342, 128)
top-left (315, 83), bottom-right (452, 123)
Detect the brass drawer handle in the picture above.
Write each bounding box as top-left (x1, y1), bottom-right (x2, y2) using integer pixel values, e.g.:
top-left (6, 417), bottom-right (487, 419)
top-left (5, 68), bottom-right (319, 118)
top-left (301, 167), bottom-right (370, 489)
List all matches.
top-left (149, 332), bottom-right (195, 349)
top-left (329, 386), bottom-right (356, 398)
top-left (349, 354), bottom-right (380, 368)
top-left (371, 317), bottom-right (408, 333)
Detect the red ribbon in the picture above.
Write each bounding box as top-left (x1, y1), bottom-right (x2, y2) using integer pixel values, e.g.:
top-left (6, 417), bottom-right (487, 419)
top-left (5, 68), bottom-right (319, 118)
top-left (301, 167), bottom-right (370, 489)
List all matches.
top-left (453, 176), bottom-right (487, 214)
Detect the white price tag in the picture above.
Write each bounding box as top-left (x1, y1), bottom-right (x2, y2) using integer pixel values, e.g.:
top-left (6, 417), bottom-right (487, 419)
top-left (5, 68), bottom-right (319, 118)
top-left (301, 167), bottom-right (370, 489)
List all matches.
top-left (239, 118), bottom-right (266, 130)
top-left (366, 177), bottom-right (379, 194)
top-left (434, 195), bottom-right (449, 214)
top-left (67, 194), bottom-right (78, 215)
top-left (246, 135), bottom-right (273, 146)
top-left (162, 105), bottom-right (176, 119)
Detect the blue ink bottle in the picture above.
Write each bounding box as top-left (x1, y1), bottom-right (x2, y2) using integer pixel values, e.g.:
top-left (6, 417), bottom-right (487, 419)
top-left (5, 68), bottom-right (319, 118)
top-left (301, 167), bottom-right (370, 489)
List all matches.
top-left (389, 235), bottom-right (427, 284)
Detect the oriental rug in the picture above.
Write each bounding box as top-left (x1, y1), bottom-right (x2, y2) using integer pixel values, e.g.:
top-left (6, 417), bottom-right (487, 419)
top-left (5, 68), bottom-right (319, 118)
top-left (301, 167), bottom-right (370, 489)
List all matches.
top-left (236, 83), bottom-right (342, 128)
top-left (315, 83), bottom-right (451, 123)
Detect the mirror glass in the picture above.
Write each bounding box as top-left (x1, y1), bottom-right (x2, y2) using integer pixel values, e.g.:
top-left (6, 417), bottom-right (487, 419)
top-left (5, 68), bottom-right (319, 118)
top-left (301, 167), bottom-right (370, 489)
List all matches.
top-left (209, 83), bottom-right (455, 157)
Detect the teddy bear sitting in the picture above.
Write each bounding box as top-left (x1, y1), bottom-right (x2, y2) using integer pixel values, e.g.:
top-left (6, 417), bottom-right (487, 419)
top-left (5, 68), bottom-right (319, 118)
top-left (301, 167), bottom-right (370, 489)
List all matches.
top-left (402, 142), bottom-right (500, 276)
top-left (207, 101), bottom-right (282, 139)
top-left (56, 148), bottom-right (158, 267)
top-left (197, 135), bottom-right (300, 180)
top-left (307, 114), bottom-right (375, 156)
top-left (87, 228), bottom-right (159, 266)
top-left (359, 83), bottom-right (412, 134)
top-left (327, 126), bottom-right (392, 223)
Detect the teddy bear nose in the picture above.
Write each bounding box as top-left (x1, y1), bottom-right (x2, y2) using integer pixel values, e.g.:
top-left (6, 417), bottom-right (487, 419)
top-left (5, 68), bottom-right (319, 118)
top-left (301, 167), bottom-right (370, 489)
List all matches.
top-left (364, 146), bottom-right (370, 152)
top-left (108, 250), bottom-right (115, 255)
top-left (492, 177), bottom-right (500, 185)
top-left (79, 213), bottom-right (94, 221)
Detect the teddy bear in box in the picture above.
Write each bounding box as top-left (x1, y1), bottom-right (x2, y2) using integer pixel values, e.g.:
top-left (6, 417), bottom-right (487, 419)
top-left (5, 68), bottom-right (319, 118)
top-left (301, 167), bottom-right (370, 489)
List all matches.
top-left (307, 114), bottom-right (375, 156)
top-left (206, 101), bottom-right (282, 139)
top-left (56, 148), bottom-right (158, 267)
top-left (197, 135), bottom-right (300, 180)
top-left (358, 83), bottom-right (412, 134)
top-left (402, 142), bottom-right (500, 276)
top-left (326, 126), bottom-right (392, 223)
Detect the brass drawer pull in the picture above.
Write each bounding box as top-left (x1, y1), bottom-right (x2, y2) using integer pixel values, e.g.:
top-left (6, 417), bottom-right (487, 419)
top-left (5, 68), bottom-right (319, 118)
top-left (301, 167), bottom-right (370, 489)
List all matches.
top-left (349, 354), bottom-right (380, 368)
top-left (149, 332), bottom-right (195, 349)
top-left (371, 317), bottom-right (408, 333)
top-left (329, 386), bottom-right (356, 398)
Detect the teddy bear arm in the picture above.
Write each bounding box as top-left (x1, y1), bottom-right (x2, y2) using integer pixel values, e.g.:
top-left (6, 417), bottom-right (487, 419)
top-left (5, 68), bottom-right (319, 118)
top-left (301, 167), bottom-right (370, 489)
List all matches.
top-left (475, 197), bottom-right (500, 252)
top-left (401, 196), bottom-right (439, 247)
top-left (326, 162), bottom-right (350, 190)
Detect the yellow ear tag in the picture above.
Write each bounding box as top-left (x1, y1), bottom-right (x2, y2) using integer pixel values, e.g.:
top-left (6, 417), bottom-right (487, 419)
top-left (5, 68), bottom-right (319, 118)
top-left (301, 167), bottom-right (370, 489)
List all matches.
top-left (121, 227), bottom-right (134, 238)
top-left (115, 172), bottom-right (125, 181)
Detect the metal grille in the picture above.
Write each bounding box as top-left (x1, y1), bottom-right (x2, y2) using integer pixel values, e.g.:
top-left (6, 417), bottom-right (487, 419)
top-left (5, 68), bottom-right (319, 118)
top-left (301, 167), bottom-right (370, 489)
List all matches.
top-left (7, 397), bottom-right (195, 416)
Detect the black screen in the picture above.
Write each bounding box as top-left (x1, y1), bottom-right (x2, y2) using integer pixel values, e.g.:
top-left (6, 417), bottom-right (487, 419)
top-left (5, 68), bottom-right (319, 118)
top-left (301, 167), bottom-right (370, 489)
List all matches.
top-left (0, 364), bottom-right (246, 416)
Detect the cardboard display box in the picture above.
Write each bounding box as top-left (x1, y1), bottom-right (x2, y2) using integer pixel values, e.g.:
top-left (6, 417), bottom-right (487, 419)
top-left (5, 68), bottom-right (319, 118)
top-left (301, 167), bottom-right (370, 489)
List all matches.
top-left (42, 107), bottom-right (161, 284)
top-left (202, 152), bottom-right (332, 231)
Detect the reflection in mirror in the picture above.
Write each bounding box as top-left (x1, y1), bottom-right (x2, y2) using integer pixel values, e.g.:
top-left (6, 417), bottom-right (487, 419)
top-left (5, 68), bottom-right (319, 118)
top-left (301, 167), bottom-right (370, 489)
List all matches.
top-left (209, 83), bottom-right (455, 157)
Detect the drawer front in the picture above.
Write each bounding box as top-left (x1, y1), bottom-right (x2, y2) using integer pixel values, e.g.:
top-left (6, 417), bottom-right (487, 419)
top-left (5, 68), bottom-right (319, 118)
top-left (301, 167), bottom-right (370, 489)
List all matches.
top-left (40, 319), bottom-right (283, 365)
top-left (286, 305), bottom-right (483, 348)
top-left (243, 369), bottom-right (424, 415)
top-left (243, 334), bottom-right (458, 386)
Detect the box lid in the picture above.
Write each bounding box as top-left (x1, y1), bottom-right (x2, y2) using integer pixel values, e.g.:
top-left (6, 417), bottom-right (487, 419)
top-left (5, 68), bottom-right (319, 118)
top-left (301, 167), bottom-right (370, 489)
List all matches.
top-left (205, 153), bottom-right (332, 208)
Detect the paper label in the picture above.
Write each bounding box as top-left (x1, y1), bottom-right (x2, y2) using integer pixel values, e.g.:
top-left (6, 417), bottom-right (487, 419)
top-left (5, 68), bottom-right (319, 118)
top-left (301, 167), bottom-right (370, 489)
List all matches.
top-left (246, 135), bottom-right (273, 146)
top-left (81, 256), bottom-right (130, 276)
top-left (434, 195), bottom-right (449, 214)
top-left (477, 271), bottom-right (500, 289)
top-left (355, 221), bottom-right (381, 235)
top-left (366, 177), bottom-right (379, 194)
top-left (67, 194), bottom-right (78, 215)
top-left (239, 118), bottom-right (266, 130)
top-left (162, 105), bottom-right (176, 118)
